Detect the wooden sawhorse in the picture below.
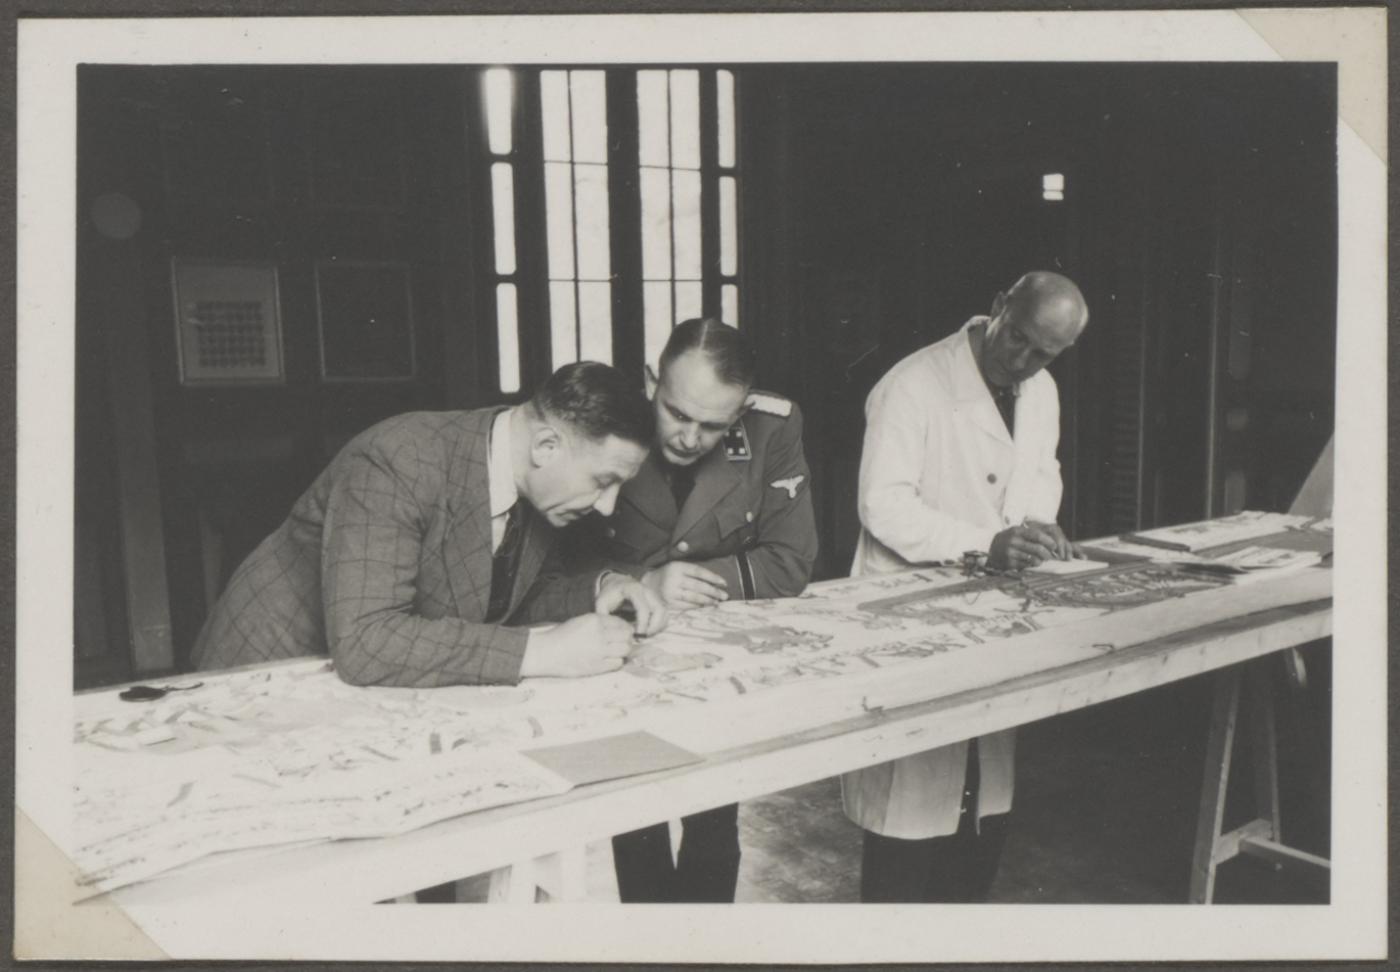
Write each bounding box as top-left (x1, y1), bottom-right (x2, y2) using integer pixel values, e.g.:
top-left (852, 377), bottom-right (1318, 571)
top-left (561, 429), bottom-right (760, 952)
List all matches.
top-left (1189, 653), bottom-right (1331, 902)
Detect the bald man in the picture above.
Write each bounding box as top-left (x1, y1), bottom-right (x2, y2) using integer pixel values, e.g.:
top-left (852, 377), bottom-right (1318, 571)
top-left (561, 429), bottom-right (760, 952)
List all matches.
top-left (843, 271), bottom-right (1089, 903)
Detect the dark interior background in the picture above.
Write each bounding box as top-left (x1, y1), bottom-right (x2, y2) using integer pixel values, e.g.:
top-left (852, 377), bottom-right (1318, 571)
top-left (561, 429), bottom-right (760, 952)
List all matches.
top-left (73, 62), bottom-right (1336, 689)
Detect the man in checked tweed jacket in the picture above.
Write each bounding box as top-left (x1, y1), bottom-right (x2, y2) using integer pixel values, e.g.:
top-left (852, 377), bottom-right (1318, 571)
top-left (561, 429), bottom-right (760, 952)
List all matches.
top-left (191, 362), bottom-right (667, 687)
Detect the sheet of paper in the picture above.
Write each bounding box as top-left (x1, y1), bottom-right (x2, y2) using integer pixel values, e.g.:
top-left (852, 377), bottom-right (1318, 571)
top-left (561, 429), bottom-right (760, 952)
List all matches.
top-left (72, 560), bottom-right (1264, 894)
top-left (1027, 558), bottom-right (1110, 576)
top-left (72, 745), bottom-right (572, 895)
top-left (1120, 510), bottom-right (1313, 553)
top-left (523, 730), bottom-right (702, 787)
top-left (1211, 545), bottom-right (1326, 573)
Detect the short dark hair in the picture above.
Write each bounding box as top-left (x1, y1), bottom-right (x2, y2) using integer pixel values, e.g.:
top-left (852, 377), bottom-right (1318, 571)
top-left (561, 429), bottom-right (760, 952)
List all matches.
top-left (658, 317), bottom-right (756, 389)
top-left (530, 361), bottom-right (655, 447)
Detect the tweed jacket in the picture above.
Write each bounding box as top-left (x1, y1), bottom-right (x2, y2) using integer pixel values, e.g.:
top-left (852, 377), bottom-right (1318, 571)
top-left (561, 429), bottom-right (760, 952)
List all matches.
top-left (191, 408), bottom-right (600, 687)
top-left (842, 318), bottom-right (1064, 839)
top-left (567, 396), bottom-right (817, 601)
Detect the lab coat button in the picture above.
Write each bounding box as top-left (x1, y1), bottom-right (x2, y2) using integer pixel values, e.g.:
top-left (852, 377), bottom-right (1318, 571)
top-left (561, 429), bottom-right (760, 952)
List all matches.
top-left (987, 473), bottom-right (997, 484)
top-left (746, 511), bottom-right (754, 522)
top-left (676, 540), bottom-right (690, 553)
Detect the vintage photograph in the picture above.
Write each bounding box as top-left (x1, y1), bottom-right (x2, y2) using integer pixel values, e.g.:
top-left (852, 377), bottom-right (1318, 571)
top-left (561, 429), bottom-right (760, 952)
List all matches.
top-left (14, 8), bottom-right (1387, 963)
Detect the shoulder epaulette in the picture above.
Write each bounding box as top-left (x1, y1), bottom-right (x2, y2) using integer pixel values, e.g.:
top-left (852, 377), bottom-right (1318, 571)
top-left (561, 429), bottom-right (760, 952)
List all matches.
top-left (744, 392), bottom-right (793, 418)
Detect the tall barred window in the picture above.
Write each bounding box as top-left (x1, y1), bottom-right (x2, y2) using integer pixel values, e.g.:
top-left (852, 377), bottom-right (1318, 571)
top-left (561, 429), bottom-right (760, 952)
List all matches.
top-left (637, 68), bottom-right (740, 371)
top-left (540, 70), bottom-right (614, 369)
top-left (484, 68), bottom-right (740, 387)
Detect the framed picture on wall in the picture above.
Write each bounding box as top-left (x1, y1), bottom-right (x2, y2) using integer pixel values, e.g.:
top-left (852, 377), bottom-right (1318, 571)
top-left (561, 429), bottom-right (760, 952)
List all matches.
top-left (170, 258), bottom-right (285, 385)
top-left (314, 260), bottom-right (417, 381)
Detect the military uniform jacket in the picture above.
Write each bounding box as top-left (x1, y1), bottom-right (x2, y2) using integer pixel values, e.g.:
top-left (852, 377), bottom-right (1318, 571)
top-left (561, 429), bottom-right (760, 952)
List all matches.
top-left (190, 408), bottom-right (600, 687)
top-left (569, 395), bottom-right (818, 601)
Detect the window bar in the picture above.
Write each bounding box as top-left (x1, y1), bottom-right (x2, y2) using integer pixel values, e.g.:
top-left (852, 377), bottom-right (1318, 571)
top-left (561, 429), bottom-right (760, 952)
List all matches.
top-left (606, 69), bottom-right (645, 380)
top-left (566, 73), bottom-right (583, 363)
top-left (665, 71), bottom-right (678, 328)
top-left (699, 67), bottom-right (721, 321)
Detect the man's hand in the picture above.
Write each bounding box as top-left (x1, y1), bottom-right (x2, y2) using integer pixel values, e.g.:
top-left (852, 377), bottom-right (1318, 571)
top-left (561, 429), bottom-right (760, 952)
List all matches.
top-left (1023, 520), bottom-right (1081, 561)
top-left (520, 614), bottom-right (636, 678)
top-left (642, 562), bottom-right (730, 611)
top-left (596, 572), bottom-right (669, 636)
top-left (988, 522), bottom-right (1062, 570)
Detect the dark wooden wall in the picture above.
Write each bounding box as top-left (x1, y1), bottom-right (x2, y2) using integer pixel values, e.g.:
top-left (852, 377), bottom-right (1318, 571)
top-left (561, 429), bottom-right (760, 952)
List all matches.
top-left (740, 64), bottom-right (1336, 579)
top-left (76, 66), bottom-right (485, 683)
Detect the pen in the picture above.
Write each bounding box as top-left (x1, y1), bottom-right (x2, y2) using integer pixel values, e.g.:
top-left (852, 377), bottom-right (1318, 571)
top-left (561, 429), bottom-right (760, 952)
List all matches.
top-left (1022, 517), bottom-right (1069, 560)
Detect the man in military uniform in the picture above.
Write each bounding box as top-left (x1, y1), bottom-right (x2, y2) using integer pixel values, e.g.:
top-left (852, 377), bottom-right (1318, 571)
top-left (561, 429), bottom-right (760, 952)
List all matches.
top-left (568, 317), bottom-right (818, 902)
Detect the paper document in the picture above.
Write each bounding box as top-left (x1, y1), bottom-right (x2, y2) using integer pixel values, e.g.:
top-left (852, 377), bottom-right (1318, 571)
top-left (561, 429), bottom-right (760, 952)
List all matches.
top-left (524, 731), bottom-right (702, 786)
top-left (73, 745), bottom-right (572, 895)
top-left (1120, 510), bottom-right (1313, 553)
top-left (1027, 558), bottom-right (1109, 576)
top-left (1210, 545), bottom-right (1326, 574)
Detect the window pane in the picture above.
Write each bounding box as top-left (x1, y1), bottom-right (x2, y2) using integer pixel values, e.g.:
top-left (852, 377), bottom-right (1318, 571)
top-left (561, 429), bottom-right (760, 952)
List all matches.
top-left (484, 68), bottom-right (513, 156)
top-left (643, 281), bottom-right (673, 371)
top-left (549, 281), bottom-right (577, 369)
top-left (637, 70), bottom-right (670, 168)
top-left (543, 161), bottom-right (575, 280)
top-left (491, 162), bottom-right (516, 276)
top-left (578, 282), bottom-right (613, 364)
top-left (540, 71), bottom-right (571, 162)
top-left (722, 284), bottom-right (739, 327)
top-left (574, 163), bottom-right (612, 280)
top-left (640, 168), bottom-right (672, 280)
top-left (668, 70), bottom-right (701, 169)
top-left (569, 71), bottom-right (609, 164)
top-left (496, 283), bottom-right (520, 393)
top-left (675, 281), bottom-right (703, 322)
top-left (672, 169), bottom-right (703, 280)
top-left (716, 70), bottom-right (736, 169)
top-left (719, 175), bottom-right (737, 277)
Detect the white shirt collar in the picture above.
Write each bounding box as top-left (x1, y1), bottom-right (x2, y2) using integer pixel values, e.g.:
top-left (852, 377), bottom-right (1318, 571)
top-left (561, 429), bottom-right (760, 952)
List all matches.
top-left (956, 315), bottom-right (1020, 402)
top-left (488, 408), bottom-right (518, 519)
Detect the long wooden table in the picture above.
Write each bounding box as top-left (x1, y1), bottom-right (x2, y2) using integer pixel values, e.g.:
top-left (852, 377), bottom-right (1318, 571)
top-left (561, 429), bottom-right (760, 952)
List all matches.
top-left (91, 552), bottom-right (1331, 909)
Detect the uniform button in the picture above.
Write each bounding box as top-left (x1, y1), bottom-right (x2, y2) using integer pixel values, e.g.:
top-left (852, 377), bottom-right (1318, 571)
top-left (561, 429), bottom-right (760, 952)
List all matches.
top-left (676, 540), bottom-right (690, 553)
top-left (745, 511), bottom-right (754, 523)
top-left (604, 527), bottom-right (616, 539)
top-left (987, 473), bottom-right (997, 484)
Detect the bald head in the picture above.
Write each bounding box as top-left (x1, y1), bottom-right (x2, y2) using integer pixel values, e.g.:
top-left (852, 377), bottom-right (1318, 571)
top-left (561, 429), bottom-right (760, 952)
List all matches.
top-left (978, 271), bottom-right (1089, 387)
top-left (1003, 271), bottom-right (1089, 343)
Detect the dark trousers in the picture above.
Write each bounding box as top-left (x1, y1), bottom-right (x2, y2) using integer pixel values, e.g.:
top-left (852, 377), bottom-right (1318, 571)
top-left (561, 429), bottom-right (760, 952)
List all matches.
top-left (612, 803), bottom-right (741, 902)
top-left (859, 740), bottom-right (1010, 903)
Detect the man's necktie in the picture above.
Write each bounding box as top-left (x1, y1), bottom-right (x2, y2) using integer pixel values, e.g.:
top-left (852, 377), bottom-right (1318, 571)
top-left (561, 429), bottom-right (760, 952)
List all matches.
top-left (667, 462), bottom-right (697, 512)
top-left (991, 386), bottom-right (1016, 437)
top-left (485, 503), bottom-right (524, 623)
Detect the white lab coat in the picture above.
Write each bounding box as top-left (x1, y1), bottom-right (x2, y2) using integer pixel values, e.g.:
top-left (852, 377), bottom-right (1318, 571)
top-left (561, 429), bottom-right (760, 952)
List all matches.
top-left (841, 318), bottom-right (1064, 838)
